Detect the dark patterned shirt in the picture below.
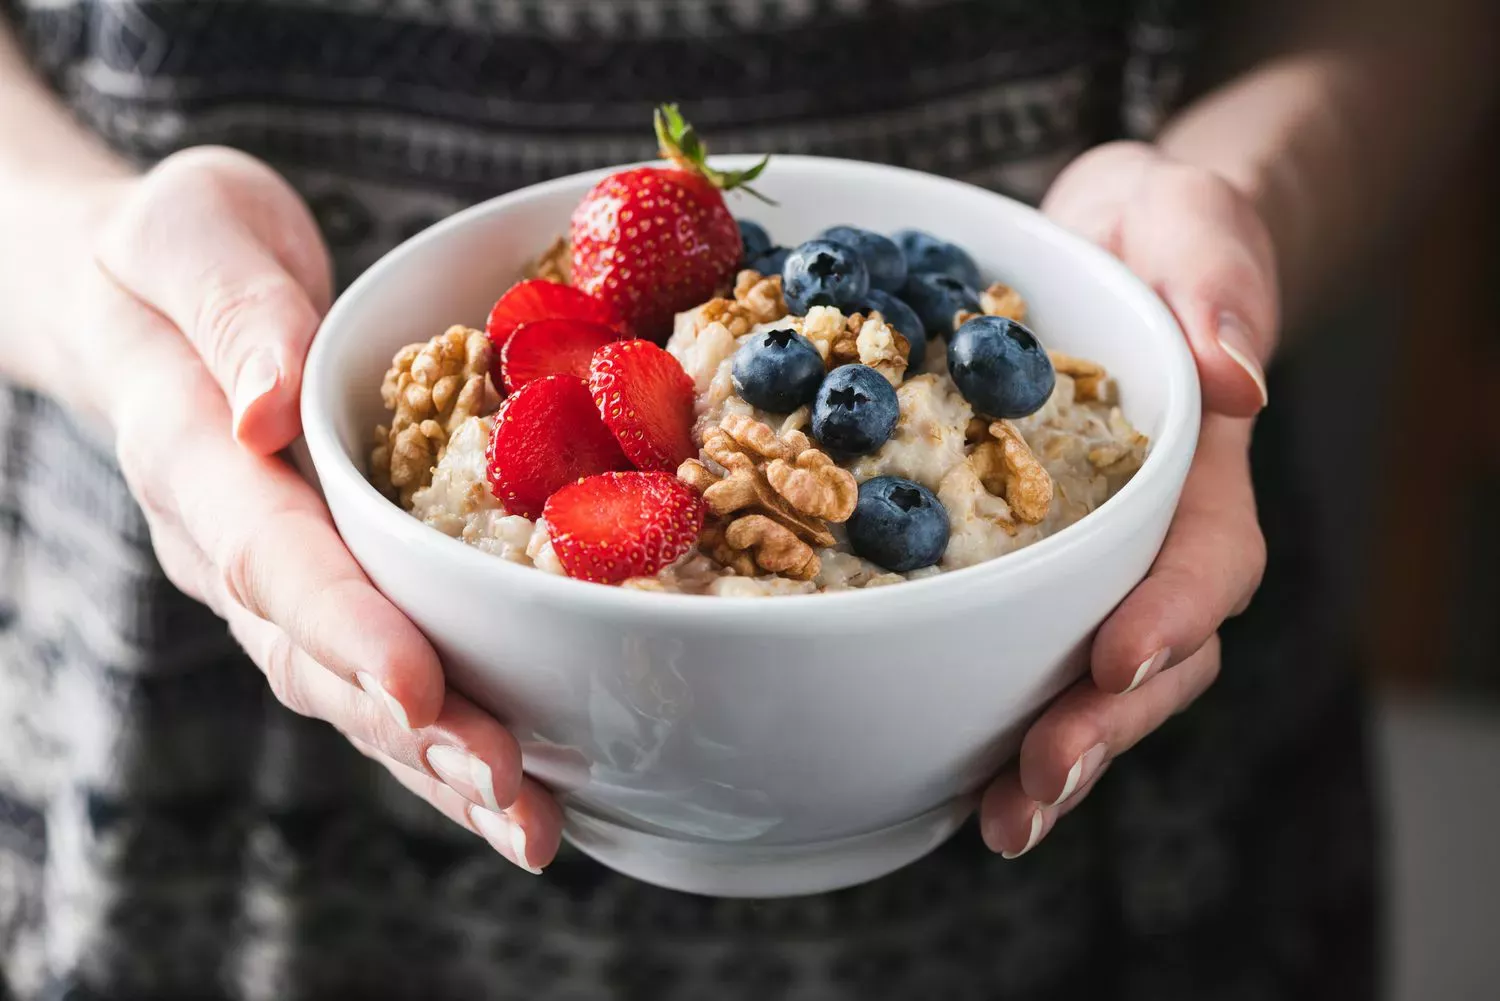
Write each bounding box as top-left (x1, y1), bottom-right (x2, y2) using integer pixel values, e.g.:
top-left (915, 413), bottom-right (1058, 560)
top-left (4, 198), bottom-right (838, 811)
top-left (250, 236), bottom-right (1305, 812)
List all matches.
top-left (0, 2), bottom-right (1376, 999)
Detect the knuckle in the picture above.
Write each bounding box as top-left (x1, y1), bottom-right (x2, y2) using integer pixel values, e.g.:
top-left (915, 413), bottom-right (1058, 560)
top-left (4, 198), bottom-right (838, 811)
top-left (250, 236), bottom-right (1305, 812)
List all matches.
top-left (193, 273), bottom-right (301, 373)
top-left (260, 634), bottom-right (309, 717)
top-left (219, 534), bottom-right (266, 619)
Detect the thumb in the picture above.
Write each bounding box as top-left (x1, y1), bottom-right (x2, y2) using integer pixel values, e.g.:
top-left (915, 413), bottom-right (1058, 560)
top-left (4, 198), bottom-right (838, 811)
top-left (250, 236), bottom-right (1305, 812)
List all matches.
top-left (96, 147), bottom-right (332, 454)
top-left (1128, 167), bottom-right (1279, 417)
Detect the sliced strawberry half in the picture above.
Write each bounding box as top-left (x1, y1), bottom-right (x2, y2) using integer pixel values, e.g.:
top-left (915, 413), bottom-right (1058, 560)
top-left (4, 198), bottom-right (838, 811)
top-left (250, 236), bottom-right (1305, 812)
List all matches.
top-left (544, 471), bottom-right (706, 584)
top-left (588, 340), bottom-right (697, 471)
top-left (485, 375), bottom-right (630, 519)
top-left (485, 279), bottom-right (628, 388)
top-left (501, 318), bottom-right (620, 393)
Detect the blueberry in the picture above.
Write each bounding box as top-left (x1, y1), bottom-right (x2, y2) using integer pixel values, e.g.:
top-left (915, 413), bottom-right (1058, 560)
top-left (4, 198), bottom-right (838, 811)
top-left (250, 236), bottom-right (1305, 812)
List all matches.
top-left (894, 229), bottom-right (982, 289)
top-left (738, 219), bottom-right (772, 261)
top-left (846, 476), bottom-right (950, 572)
top-left (749, 246), bottom-right (791, 277)
top-left (902, 273), bottom-right (980, 339)
top-left (947, 315), bottom-right (1056, 418)
top-left (782, 240), bottom-right (870, 315)
top-left (853, 289), bottom-right (927, 371)
top-left (818, 225), bottom-right (908, 293)
top-left (811, 364), bottom-right (899, 456)
top-left (731, 327), bottom-right (826, 413)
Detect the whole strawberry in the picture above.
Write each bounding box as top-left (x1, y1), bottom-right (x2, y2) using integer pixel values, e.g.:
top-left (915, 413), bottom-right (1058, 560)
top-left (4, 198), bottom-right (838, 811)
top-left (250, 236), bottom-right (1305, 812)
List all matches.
top-left (571, 104), bottom-right (770, 342)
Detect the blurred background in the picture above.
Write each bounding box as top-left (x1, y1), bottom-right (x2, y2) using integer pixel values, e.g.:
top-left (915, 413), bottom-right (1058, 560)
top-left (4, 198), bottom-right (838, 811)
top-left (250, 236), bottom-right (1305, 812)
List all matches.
top-left (1288, 114), bottom-right (1499, 1001)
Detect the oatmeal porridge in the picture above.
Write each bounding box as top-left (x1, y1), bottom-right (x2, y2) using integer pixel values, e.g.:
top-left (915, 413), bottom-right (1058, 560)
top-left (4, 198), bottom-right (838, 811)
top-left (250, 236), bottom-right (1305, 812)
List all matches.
top-left (370, 256), bottom-right (1147, 596)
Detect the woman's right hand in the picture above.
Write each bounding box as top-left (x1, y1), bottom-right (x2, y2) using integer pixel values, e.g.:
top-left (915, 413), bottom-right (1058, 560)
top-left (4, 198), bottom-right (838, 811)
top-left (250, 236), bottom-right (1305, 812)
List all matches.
top-left (60, 147), bottom-right (561, 872)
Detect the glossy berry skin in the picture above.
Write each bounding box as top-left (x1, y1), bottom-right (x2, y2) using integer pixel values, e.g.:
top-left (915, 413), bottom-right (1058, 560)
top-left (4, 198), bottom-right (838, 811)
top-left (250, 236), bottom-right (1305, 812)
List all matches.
top-left (782, 239), bottom-right (870, 315)
top-left (818, 225), bottom-right (908, 293)
top-left (748, 246), bottom-right (790, 277)
top-left (545, 471), bottom-right (706, 584)
top-left (846, 476), bottom-right (950, 572)
top-left (894, 229), bottom-right (982, 289)
top-left (731, 327), bottom-right (826, 413)
top-left (811, 364), bottom-right (900, 456)
top-left (947, 315), bottom-right (1056, 418)
top-left (902, 272), bottom-right (981, 339)
top-left (738, 219), bottom-right (773, 261)
top-left (853, 289), bottom-right (927, 370)
top-left (571, 165), bottom-right (741, 342)
top-left (588, 339), bottom-right (697, 471)
top-left (485, 375), bottom-right (631, 520)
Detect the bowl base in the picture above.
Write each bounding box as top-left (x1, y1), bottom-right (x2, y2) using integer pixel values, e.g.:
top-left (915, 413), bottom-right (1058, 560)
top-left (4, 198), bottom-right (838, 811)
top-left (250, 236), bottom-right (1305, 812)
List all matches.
top-left (561, 796), bottom-right (975, 898)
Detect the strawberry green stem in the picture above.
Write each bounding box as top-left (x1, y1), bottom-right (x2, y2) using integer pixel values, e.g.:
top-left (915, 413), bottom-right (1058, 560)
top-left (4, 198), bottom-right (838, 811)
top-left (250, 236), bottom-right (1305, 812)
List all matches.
top-left (654, 103), bottom-right (775, 205)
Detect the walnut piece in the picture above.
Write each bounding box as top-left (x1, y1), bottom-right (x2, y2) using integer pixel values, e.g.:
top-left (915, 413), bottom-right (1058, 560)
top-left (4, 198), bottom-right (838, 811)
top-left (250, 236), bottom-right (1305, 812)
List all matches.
top-left (689, 270), bottom-right (789, 339)
top-left (957, 282), bottom-right (1028, 330)
top-left (371, 326), bottom-right (499, 507)
top-left (678, 414), bottom-right (857, 580)
top-left (853, 313), bottom-right (910, 386)
top-left (1048, 350), bottom-right (1114, 403)
top-left (981, 282), bottom-right (1028, 322)
top-left (725, 515), bottom-right (820, 579)
top-left (970, 420), bottom-right (1054, 524)
top-left (524, 236), bottom-right (572, 285)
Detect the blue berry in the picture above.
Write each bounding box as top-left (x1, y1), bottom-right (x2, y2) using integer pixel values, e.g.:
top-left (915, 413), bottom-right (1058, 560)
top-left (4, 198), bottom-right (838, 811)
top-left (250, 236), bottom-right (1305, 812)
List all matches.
top-left (749, 246), bottom-right (790, 277)
top-left (947, 315), bottom-right (1056, 418)
top-left (782, 240), bottom-right (870, 314)
top-left (811, 364), bottom-right (899, 456)
top-left (853, 289), bottom-right (927, 371)
top-left (730, 327), bottom-right (826, 413)
top-left (738, 219), bottom-right (772, 261)
top-left (894, 229), bottom-right (982, 288)
top-left (902, 273), bottom-right (980, 339)
top-left (818, 225), bottom-right (908, 293)
top-left (846, 476), bottom-right (950, 572)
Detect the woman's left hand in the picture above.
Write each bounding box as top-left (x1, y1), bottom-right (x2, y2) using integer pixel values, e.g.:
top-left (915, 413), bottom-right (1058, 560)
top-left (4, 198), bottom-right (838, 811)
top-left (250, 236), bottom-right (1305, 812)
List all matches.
top-left (979, 142), bottom-right (1275, 857)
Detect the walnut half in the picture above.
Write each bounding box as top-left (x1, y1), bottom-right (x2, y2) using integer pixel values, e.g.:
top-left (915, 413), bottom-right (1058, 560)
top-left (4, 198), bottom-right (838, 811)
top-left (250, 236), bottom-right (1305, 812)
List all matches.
top-left (370, 326), bottom-right (499, 507)
top-left (678, 414), bottom-right (857, 580)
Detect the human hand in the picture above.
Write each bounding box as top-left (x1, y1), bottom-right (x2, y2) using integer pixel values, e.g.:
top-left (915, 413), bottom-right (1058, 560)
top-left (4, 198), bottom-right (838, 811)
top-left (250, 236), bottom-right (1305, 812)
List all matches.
top-left (68, 147), bottom-right (560, 871)
top-left (979, 142), bottom-right (1274, 856)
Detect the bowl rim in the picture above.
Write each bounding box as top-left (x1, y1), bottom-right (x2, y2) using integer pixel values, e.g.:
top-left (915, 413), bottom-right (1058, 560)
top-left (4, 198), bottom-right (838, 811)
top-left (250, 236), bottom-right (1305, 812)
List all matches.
top-left (302, 154), bottom-right (1201, 622)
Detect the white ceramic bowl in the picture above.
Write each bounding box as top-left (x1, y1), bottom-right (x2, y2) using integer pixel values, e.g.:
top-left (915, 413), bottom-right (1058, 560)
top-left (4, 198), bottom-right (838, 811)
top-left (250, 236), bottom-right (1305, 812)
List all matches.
top-left (300, 156), bottom-right (1200, 897)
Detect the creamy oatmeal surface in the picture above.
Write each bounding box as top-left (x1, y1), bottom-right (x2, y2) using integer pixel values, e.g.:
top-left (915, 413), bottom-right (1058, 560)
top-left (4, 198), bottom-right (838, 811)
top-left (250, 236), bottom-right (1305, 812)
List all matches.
top-left (373, 270), bottom-right (1148, 596)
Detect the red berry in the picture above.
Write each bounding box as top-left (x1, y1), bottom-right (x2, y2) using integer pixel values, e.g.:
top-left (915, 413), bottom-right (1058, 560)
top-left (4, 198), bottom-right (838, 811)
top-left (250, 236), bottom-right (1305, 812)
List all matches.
top-left (544, 471), bottom-right (706, 584)
top-left (588, 340), bottom-right (697, 472)
top-left (485, 375), bottom-right (630, 519)
top-left (484, 279), bottom-right (627, 387)
top-left (570, 167), bottom-right (740, 342)
top-left (501, 318), bottom-right (621, 393)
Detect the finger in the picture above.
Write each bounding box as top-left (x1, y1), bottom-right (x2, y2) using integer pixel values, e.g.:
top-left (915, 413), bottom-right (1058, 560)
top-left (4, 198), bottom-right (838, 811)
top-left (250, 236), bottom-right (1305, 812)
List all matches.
top-left (1132, 163), bottom-right (1278, 417)
top-left (228, 604), bottom-right (522, 812)
top-left (95, 147), bottom-right (331, 453)
top-left (471, 779), bottom-right (565, 874)
top-left (1091, 414), bottom-right (1264, 693)
top-left (1042, 144), bottom-right (1278, 417)
top-left (352, 740), bottom-right (560, 874)
top-left (107, 298), bottom-right (444, 729)
top-left (1017, 638), bottom-right (1221, 806)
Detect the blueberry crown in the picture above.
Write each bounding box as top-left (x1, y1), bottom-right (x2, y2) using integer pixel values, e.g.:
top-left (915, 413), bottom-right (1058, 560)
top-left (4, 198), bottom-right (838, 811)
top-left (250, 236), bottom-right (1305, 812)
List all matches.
top-left (890, 486), bottom-right (926, 511)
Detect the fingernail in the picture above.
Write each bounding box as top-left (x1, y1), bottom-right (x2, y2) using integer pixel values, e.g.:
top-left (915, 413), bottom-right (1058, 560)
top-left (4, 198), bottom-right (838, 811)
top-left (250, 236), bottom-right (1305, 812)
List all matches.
top-left (1216, 313), bottom-right (1269, 408)
top-left (1002, 806), bottom-right (1044, 860)
top-left (356, 671), bottom-right (411, 731)
top-left (232, 349), bottom-right (281, 430)
top-left (426, 745), bottom-right (500, 812)
top-left (471, 806), bottom-right (543, 874)
top-left (1051, 742), bottom-right (1109, 807)
top-left (1125, 648), bottom-right (1171, 693)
